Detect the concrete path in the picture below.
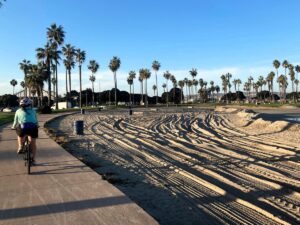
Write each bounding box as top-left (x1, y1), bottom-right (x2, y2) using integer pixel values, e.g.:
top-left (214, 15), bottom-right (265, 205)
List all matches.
top-left (0, 113), bottom-right (158, 225)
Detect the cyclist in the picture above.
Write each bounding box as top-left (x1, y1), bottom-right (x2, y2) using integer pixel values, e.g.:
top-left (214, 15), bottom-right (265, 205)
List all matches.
top-left (11, 97), bottom-right (39, 164)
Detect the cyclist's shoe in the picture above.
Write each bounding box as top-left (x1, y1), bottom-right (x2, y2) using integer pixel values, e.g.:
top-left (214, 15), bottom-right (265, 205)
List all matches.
top-left (17, 146), bottom-right (24, 154)
top-left (31, 159), bottom-right (36, 166)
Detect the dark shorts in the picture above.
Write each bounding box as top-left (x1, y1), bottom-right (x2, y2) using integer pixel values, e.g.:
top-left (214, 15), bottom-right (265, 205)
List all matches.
top-left (16, 125), bottom-right (38, 138)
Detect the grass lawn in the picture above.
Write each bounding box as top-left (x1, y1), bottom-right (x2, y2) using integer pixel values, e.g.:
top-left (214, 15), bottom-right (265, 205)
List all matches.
top-left (0, 113), bottom-right (14, 126)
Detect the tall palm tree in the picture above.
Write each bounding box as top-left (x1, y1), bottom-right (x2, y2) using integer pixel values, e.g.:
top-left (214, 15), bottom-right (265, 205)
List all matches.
top-left (295, 65), bottom-right (300, 80)
top-left (190, 69), bottom-right (197, 99)
top-left (26, 63), bottom-right (48, 107)
top-left (109, 56), bottom-right (121, 106)
top-left (88, 60), bottom-right (99, 106)
top-left (170, 76), bottom-right (177, 103)
top-left (215, 85), bottom-right (220, 102)
top-left (129, 71), bottom-right (136, 105)
top-left (295, 79), bottom-right (299, 102)
top-left (278, 74), bottom-right (288, 102)
top-left (20, 81), bottom-right (25, 97)
top-left (47, 23), bottom-right (65, 109)
top-left (89, 75), bottom-right (96, 105)
top-left (51, 77), bottom-right (56, 98)
top-left (193, 79), bottom-right (199, 100)
top-left (19, 59), bottom-right (31, 97)
top-left (127, 76), bottom-right (133, 104)
top-left (152, 60), bottom-right (161, 104)
top-left (139, 68), bottom-right (151, 107)
top-left (36, 42), bottom-right (53, 105)
top-left (75, 49), bottom-right (86, 108)
top-left (288, 67), bottom-right (296, 93)
top-left (225, 73), bottom-right (232, 93)
top-left (63, 59), bottom-right (75, 103)
top-left (139, 75), bottom-right (144, 104)
top-left (210, 81), bottom-right (215, 101)
top-left (163, 71), bottom-right (171, 105)
top-left (162, 83), bottom-right (166, 103)
top-left (178, 80), bottom-right (184, 103)
top-left (282, 60), bottom-right (289, 76)
top-left (152, 85), bottom-right (157, 99)
top-left (10, 79), bottom-right (18, 95)
top-left (184, 78), bottom-right (189, 101)
top-left (267, 71), bottom-right (275, 102)
top-left (62, 44), bottom-right (76, 95)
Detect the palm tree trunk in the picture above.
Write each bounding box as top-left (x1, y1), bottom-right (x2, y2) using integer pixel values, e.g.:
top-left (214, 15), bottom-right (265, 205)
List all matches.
top-left (166, 80), bottom-right (169, 106)
top-left (79, 65), bottom-right (82, 108)
top-left (155, 71), bottom-right (158, 104)
top-left (132, 82), bottom-right (135, 105)
top-left (55, 63), bottom-right (58, 110)
top-left (114, 71), bottom-right (117, 106)
top-left (65, 68), bottom-right (68, 104)
top-left (141, 81), bottom-right (143, 105)
top-left (129, 85), bottom-right (131, 104)
top-left (47, 62), bottom-right (51, 106)
top-left (145, 79), bottom-right (148, 107)
top-left (68, 69), bottom-right (71, 96)
top-left (92, 82), bottom-right (95, 105)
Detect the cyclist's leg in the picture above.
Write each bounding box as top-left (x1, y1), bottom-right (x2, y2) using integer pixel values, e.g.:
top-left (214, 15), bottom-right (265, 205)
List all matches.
top-left (28, 136), bottom-right (36, 159)
top-left (16, 126), bottom-right (25, 152)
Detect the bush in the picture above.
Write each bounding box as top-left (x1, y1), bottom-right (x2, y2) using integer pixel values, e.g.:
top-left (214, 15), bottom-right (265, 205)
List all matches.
top-left (38, 106), bottom-right (52, 114)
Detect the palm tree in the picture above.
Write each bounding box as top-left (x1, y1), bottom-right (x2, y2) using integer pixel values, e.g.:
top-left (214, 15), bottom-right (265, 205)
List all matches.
top-left (220, 74), bottom-right (228, 102)
top-left (267, 71), bottom-right (275, 102)
top-left (47, 23), bottom-right (65, 109)
top-left (163, 71), bottom-right (171, 105)
top-left (20, 81), bottom-right (25, 97)
top-left (36, 42), bottom-right (53, 105)
top-left (282, 60), bottom-right (289, 76)
top-left (171, 76), bottom-right (177, 103)
top-left (289, 67), bottom-right (296, 93)
top-left (278, 74), bottom-right (288, 102)
top-left (75, 49), bottom-right (86, 108)
top-left (19, 59), bottom-right (31, 97)
top-left (193, 79), bottom-right (199, 101)
top-left (295, 65), bottom-right (300, 80)
top-left (139, 75), bottom-right (144, 105)
top-left (295, 79), bottom-right (299, 102)
top-left (162, 83), bottom-right (166, 103)
top-left (109, 56), bottom-right (121, 106)
top-left (139, 68), bottom-right (151, 107)
top-left (129, 71), bottom-right (136, 105)
top-left (10, 79), bottom-right (18, 95)
top-left (152, 85), bottom-right (157, 99)
top-left (152, 60), bottom-right (160, 104)
top-left (178, 80), bottom-right (184, 103)
top-left (26, 63), bottom-right (48, 107)
top-left (184, 78), bottom-right (189, 101)
top-left (51, 77), bottom-right (56, 98)
top-left (127, 77), bottom-right (133, 104)
top-left (88, 60), bottom-right (99, 106)
top-left (190, 68), bottom-right (197, 98)
top-left (89, 75), bottom-right (96, 105)
top-left (62, 44), bottom-right (75, 95)
top-left (215, 85), bottom-right (220, 102)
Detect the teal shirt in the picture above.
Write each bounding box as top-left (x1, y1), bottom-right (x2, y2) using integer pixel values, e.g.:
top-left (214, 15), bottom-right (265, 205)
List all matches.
top-left (12, 107), bottom-right (38, 128)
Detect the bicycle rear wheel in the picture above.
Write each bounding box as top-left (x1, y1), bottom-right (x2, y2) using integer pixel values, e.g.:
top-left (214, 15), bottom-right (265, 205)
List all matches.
top-left (24, 137), bottom-right (31, 174)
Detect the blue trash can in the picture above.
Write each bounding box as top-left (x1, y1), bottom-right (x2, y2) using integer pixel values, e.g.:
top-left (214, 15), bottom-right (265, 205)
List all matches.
top-left (81, 109), bottom-right (85, 114)
top-left (74, 120), bottom-right (84, 135)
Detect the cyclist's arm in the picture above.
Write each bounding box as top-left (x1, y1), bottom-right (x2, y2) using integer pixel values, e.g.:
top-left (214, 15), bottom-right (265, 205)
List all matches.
top-left (11, 111), bottom-right (19, 129)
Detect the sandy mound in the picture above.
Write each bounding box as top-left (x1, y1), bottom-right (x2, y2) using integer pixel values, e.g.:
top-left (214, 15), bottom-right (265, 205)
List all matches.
top-left (237, 109), bottom-right (258, 120)
top-left (215, 107), bottom-right (239, 113)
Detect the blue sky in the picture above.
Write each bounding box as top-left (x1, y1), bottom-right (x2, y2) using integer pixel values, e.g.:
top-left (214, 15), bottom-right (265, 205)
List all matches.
top-left (1, 0), bottom-right (300, 95)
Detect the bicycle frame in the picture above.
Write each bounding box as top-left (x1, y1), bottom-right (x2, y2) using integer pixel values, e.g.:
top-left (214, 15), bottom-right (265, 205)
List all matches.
top-left (22, 135), bottom-right (32, 174)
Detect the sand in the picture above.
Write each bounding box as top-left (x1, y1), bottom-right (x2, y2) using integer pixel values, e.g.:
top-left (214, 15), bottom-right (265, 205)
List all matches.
top-left (45, 108), bottom-right (300, 225)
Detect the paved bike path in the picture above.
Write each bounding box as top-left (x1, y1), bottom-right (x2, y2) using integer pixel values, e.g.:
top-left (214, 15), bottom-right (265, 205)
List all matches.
top-left (0, 113), bottom-right (158, 225)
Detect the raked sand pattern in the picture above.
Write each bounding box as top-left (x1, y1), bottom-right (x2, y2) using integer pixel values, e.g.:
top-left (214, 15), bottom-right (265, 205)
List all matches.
top-left (45, 108), bottom-right (300, 225)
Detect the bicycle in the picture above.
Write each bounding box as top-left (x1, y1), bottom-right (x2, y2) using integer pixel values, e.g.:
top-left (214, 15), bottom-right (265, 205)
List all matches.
top-left (22, 135), bottom-right (32, 174)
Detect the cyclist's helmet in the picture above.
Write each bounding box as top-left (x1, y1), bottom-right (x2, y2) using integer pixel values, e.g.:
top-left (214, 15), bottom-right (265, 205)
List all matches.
top-left (19, 97), bottom-right (32, 107)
